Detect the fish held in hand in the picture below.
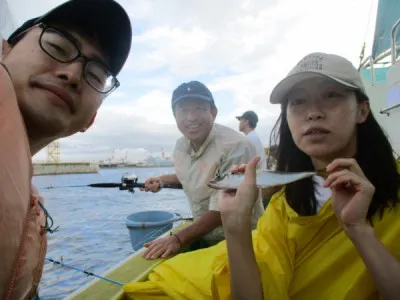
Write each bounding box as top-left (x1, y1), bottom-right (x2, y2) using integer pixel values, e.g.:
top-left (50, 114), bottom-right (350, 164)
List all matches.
top-left (207, 170), bottom-right (316, 190)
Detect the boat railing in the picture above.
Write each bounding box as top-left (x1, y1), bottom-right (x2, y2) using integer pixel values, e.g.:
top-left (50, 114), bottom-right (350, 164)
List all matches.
top-left (359, 17), bottom-right (400, 115)
top-left (359, 55), bottom-right (376, 84)
top-left (391, 17), bottom-right (400, 65)
top-left (359, 17), bottom-right (400, 79)
top-left (380, 103), bottom-right (400, 114)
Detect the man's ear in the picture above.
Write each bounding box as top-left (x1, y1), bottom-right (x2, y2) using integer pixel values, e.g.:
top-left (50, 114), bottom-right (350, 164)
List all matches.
top-left (80, 112), bottom-right (97, 133)
top-left (1, 39), bottom-right (11, 59)
top-left (211, 105), bottom-right (218, 119)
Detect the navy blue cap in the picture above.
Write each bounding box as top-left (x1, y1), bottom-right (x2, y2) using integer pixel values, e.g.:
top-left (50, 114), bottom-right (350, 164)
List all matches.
top-left (7, 0), bottom-right (132, 76)
top-left (171, 81), bottom-right (215, 108)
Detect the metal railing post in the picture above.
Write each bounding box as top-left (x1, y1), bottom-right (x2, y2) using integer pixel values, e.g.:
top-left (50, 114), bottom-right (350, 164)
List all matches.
top-left (391, 18), bottom-right (400, 65)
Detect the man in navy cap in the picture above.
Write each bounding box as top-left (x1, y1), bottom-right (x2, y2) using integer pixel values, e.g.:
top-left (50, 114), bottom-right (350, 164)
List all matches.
top-left (142, 81), bottom-right (264, 259)
top-left (0, 0), bottom-right (131, 298)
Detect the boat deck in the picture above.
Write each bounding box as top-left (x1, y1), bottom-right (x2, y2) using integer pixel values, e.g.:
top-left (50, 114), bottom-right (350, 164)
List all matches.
top-left (65, 221), bottom-right (192, 300)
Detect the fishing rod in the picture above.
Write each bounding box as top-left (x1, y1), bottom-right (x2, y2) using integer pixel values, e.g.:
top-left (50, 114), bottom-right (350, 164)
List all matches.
top-left (45, 257), bottom-right (124, 286)
top-left (41, 173), bottom-right (183, 193)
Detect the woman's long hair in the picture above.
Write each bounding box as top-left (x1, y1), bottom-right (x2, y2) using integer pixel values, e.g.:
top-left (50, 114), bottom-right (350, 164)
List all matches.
top-left (268, 91), bottom-right (400, 222)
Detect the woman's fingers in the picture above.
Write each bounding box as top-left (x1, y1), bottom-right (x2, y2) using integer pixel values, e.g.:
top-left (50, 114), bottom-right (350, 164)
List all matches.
top-left (326, 158), bottom-right (365, 179)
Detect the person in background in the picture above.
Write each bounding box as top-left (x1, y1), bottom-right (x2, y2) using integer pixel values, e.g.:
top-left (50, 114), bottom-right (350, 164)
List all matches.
top-left (0, 0), bottom-right (131, 298)
top-left (141, 81), bottom-right (264, 260)
top-left (236, 110), bottom-right (267, 169)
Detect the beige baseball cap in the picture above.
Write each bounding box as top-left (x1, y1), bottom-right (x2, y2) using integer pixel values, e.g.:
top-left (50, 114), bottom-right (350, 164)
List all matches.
top-left (270, 52), bottom-right (368, 104)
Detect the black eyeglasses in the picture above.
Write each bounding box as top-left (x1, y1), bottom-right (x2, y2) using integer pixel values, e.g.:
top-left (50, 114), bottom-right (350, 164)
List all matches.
top-left (37, 23), bottom-right (119, 95)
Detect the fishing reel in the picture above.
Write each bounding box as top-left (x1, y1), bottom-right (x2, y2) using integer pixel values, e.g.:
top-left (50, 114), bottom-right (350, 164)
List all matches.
top-left (120, 173), bottom-right (139, 193)
top-left (119, 173), bottom-right (182, 193)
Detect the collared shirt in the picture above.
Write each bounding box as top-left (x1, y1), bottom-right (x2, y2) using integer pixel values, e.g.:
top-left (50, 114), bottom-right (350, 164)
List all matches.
top-left (173, 123), bottom-right (264, 243)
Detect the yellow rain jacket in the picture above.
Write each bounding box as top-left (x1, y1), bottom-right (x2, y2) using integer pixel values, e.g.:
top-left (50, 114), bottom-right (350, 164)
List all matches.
top-left (124, 186), bottom-right (400, 300)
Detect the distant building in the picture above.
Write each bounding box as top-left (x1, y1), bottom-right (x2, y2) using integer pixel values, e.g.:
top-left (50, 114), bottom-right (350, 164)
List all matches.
top-left (99, 148), bottom-right (174, 168)
top-left (143, 155), bottom-right (173, 167)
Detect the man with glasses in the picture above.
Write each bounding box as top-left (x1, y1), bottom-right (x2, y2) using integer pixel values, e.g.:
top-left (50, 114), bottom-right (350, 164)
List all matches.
top-left (141, 81), bottom-right (264, 260)
top-left (0, 0), bottom-right (131, 298)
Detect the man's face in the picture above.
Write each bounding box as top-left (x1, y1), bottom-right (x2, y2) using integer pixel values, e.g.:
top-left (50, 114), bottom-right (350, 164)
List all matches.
top-left (2, 24), bottom-right (106, 140)
top-left (174, 99), bottom-right (217, 146)
top-left (238, 118), bottom-right (247, 132)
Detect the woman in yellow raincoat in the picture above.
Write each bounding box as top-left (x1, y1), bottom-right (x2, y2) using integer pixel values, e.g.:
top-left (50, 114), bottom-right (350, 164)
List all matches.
top-left (124, 52), bottom-right (400, 300)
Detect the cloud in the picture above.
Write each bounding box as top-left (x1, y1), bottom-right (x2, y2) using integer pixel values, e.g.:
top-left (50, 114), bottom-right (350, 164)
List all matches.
top-left (7, 0), bottom-right (381, 163)
top-left (123, 0), bottom-right (287, 77)
top-left (56, 107), bottom-right (181, 160)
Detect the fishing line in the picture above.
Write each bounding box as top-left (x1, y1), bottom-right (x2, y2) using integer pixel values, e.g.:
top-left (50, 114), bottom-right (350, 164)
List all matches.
top-left (45, 257), bottom-right (124, 286)
top-left (45, 219), bottom-right (192, 286)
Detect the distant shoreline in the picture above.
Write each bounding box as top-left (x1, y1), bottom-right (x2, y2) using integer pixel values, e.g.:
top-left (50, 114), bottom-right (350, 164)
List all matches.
top-left (99, 165), bottom-right (173, 169)
top-left (32, 162), bottom-right (174, 176)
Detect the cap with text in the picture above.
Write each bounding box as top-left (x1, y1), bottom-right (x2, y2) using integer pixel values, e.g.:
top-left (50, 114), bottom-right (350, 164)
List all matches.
top-left (270, 52), bottom-right (368, 104)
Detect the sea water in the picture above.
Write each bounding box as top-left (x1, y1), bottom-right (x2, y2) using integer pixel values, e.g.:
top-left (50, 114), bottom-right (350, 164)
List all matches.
top-left (33, 167), bottom-right (189, 299)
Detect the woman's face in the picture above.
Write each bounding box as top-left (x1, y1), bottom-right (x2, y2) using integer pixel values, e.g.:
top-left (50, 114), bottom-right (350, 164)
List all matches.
top-left (286, 77), bottom-right (369, 164)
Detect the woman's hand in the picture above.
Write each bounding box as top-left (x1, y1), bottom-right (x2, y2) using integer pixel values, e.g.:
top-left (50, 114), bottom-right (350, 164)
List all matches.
top-left (218, 157), bottom-right (260, 231)
top-left (324, 158), bottom-right (375, 232)
top-left (325, 159), bottom-right (400, 300)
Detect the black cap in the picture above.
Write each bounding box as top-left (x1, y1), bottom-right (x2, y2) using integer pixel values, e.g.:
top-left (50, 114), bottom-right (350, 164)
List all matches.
top-left (236, 111), bottom-right (259, 127)
top-left (171, 81), bottom-right (215, 109)
top-left (7, 0), bottom-right (132, 76)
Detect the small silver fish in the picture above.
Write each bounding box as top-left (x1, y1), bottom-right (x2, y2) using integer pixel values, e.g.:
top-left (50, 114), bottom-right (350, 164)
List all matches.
top-left (207, 170), bottom-right (316, 190)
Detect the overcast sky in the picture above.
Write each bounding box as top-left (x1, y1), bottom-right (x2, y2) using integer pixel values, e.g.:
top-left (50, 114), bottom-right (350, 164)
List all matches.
top-left (4, 0), bottom-right (378, 162)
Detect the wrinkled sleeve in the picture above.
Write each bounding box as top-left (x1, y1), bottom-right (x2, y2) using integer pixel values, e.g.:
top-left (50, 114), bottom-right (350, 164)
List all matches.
top-left (209, 141), bottom-right (257, 211)
top-left (211, 190), bottom-right (295, 300)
